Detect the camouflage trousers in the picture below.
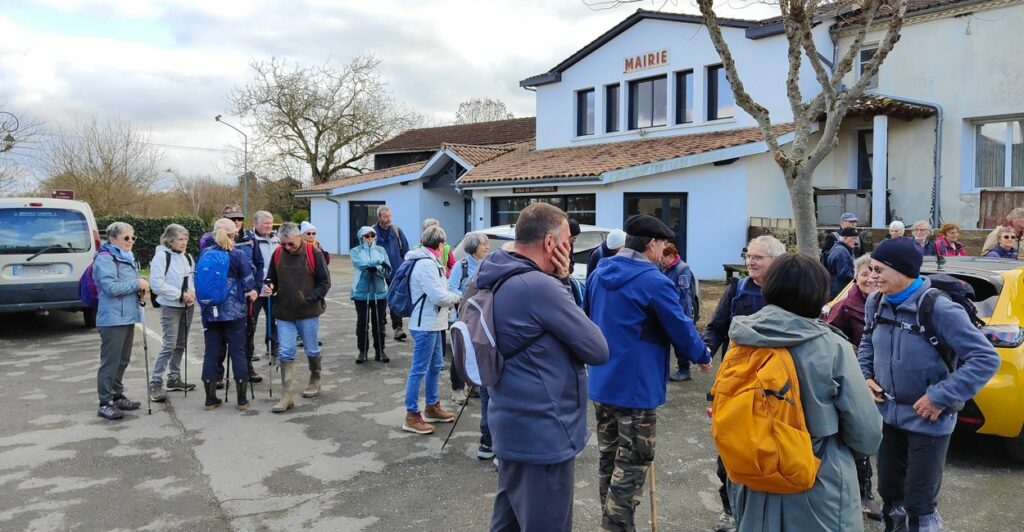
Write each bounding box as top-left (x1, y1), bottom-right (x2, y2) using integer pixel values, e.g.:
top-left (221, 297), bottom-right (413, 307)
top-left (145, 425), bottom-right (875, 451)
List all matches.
top-left (595, 402), bottom-right (656, 532)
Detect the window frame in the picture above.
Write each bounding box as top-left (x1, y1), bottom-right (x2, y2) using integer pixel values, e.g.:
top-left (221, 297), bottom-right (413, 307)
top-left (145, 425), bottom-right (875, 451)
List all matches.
top-left (628, 74), bottom-right (668, 131)
top-left (707, 64), bottom-right (734, 121)
top-left (973, 118), bottom-right (1024, 189)
top-left (605, 83), bottom-right (620, 133)
top-left (674, 69), bottom-right (694, 125)
top-left (575, 88), bottom-right (595, 137)
top-left (859, 46), bottom-right (879, 90)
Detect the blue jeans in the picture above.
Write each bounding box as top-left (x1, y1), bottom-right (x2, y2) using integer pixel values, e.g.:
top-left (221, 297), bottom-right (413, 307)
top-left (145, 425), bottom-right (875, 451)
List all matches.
top-left (480, 386), bottom-right (492, 448)
top-left (405, 330), bottom-right (443, 413)
top-left (277, 317), bottom-right (321, 362)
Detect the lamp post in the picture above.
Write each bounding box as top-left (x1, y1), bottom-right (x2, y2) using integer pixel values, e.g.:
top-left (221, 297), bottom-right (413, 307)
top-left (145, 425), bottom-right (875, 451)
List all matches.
top-left (0, 111), bottom-right (19, 153)
top-left (214, 114), bottom-right (249, 219)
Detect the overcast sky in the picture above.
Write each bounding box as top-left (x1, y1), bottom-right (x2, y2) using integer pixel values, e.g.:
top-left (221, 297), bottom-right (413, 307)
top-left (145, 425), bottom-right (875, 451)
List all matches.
top-left (0, 0), bottom-right (778, 183)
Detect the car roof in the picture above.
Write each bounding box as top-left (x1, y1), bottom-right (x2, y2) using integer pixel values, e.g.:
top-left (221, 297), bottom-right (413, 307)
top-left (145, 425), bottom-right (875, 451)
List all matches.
top-left (920, 256), bottom-right (1024, 275)
top-left (475, 224), bottom-right (613, 238)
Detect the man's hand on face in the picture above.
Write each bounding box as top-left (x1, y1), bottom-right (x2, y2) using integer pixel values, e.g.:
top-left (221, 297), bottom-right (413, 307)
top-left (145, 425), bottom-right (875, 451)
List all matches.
top-left (550, 239), bottom-right (571, 280)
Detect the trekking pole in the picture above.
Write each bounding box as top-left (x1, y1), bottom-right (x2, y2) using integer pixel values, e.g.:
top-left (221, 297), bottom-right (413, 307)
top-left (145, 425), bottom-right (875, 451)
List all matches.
top-left (266, 295), bottom-right (274, 398)
top-left (648, 463), bottom-right (658, 532)
top-left (183, 330), bottom-right (189, 399)
top-left (440, 384), bottom-right (474, 453)
top-left (139, 296), bottom-right (153, 416)
top-left (248, 300), bottom-right (255, 401)
top-left (224, 350), bottom-right (231, 404)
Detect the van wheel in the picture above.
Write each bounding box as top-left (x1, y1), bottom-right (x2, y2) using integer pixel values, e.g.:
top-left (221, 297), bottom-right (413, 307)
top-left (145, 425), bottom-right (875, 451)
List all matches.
top-left (83, 308), bottom-right (96, 328)
top-left (1005, 435), bottom-right (1024, 462)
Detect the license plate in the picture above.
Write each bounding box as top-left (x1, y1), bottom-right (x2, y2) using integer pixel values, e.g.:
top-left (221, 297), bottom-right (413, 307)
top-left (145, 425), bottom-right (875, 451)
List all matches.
top-left (10, 263), bottom-right (70, 277)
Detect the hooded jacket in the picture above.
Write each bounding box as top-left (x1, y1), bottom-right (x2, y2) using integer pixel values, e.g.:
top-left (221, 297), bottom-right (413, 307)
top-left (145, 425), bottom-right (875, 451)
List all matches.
top-left (349, 226), bottom-right (391, 301)
top-left (198, 244), bottom-right (256, 324)
top-left (149, 245), bottom-right (194, 308)
top-left (406, 246), bottom-right (460, 331)
top-left (373, 221), bottom-right (410, 282)
top-left (934, 235), bottom-right (967, 257)
top-left (825, 283), bottom-right (868, 347)
top-left (827, 241), bottom-right (855, 298)
top-left (93, 243), bottom-right (143, 327)
top-left (201, 229), bottom-right (264, 294)
top-left (586, 249), bottom-right (709, 409)
top-left (858, 278), bottom-right (1000, 436)
top-left (728, 305), bottom-right (882, 532)
top-left (984, 245), bottom-right (1017, 259)
top-left (480, 250), bottom-right (609, 464)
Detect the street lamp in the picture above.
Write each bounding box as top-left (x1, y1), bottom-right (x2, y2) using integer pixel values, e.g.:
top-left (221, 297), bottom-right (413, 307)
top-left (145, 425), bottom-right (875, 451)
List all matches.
top-left (214, 114), bottom-right (249, 219)
top-left (1, 111), bottom-right (19, 153)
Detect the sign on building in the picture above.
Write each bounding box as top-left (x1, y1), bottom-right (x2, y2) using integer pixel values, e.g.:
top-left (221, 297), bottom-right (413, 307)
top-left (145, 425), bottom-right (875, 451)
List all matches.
top-left (624, 49), bottom-right (669, 74)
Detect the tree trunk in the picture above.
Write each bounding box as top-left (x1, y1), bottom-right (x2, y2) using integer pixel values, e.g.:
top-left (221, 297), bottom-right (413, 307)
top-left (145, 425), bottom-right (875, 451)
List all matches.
top-left (783, 163), bottom-right (820, 256)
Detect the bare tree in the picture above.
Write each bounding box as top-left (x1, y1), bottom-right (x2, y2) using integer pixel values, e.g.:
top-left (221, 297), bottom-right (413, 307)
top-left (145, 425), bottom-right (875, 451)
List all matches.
top-left (41, 118), bottom-right (164, 215)
top-left (587, 0), bottom-right (908, 253)
top-left (168, 170), bottom-right (241, 219)
top-left (0, 110), bottom-right (45, 195)
top-left (230, 55), bottom-right (424, 185)
top-left (454, 97), bottom-right (515, 124)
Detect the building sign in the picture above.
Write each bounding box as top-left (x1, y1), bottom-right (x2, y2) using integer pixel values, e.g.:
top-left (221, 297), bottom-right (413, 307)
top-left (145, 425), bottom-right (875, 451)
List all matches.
top-left (51, 189), bottom-right (74, 200)
top-left (513, 186), bottom-right (558, 194)
top-left (624, 49), bottom-right (669, 74)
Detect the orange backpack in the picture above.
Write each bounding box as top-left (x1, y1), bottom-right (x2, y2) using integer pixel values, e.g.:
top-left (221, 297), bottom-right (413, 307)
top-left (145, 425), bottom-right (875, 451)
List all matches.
top-left (710, 344), bottom-right (820, 494)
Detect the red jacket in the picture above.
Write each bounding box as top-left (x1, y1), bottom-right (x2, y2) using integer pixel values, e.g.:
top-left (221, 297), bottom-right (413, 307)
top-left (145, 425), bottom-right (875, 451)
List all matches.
top-left (826, 284), bottom-right (868, 347)
top-left (935, 236), bottom-right (967, 256)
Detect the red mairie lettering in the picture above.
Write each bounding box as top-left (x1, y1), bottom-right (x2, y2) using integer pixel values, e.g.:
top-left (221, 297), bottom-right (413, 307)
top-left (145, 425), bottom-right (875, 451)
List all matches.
top-left (624, 49), bottom-right (669, 73)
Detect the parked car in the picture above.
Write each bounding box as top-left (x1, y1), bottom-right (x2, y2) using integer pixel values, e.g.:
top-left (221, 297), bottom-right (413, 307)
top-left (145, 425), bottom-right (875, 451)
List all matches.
top-left (826, 256), bottom-right (1024, 460)
top-left (0, 198), bottom-right (101, 326)
top-left (453, 224), bottom-right (612, 283)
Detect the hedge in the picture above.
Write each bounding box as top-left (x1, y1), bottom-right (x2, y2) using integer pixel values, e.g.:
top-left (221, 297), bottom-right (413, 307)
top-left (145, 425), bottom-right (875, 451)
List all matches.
top-left (96, 214), bottom-right (207, 267)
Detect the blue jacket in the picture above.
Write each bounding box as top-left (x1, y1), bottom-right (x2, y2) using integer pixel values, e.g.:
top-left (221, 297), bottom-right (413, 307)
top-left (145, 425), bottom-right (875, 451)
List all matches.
top-left (448, 255), bottom-right (481, 322)
top-left (586, 250), bottom-right (710, 409)
top-left (201, 230), bottom-right (263, 294)
top-left (93, 244), bottom-right (143, 327)
top-left (663, 257), bottom-right (696, 320)
top-left (481, 250), bottom-right (609, 464)
top-left (858, 278), bottom-right (1000, 436)
top-left (984, 246), bottom-right (1017, 259)
top-left (827, 242), bottom-right (855, 298)
top-left (199, 245), bottom-right (256, 325)
top-left (373, 222), bottom-right (410, 282)
top-left (350, 226), bottom-right (391, 301)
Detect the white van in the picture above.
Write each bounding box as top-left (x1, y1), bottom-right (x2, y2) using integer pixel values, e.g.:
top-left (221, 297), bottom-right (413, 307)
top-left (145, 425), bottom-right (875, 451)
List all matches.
top-left (0, 198), bottom-right (101, 326)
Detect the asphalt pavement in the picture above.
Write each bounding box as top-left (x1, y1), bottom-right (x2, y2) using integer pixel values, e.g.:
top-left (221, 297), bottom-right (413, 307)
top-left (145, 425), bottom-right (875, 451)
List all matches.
top-left (1, 261), bottom-right (1022, 531)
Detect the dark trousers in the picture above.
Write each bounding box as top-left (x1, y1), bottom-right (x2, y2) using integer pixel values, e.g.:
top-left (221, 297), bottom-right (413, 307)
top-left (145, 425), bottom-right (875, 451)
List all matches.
top-left (97, 325), bottom-right (134, 404)
top-left (717, 455), bottom-right (732, 514)
top-left (595, 402), bottom-right (656, 531)
top-left (444, 330), bottom-right (465, 391)
top-left (490, 458), bottom-right (575, 532)
top-left (202, 318), bottom-right (248, 381)
top-left (479, 386), bottom-right (492, 448)
top-left (855, 452), bottom-right (874, 501)
top-left (252, 297), bottom-right (277, 351)
top-left (355, 299), bottom-right (387, 355)
top-left (673, 348), bottom-right (691, 372)
top-left (383, 307), bottom-right (404, 332)
top-left (878, 423), bottom-right (951, 531)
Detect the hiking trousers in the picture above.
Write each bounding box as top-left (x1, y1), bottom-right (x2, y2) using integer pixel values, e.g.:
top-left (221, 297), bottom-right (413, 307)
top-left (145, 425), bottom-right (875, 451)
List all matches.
top-left (878, 423), bottom-right (950, 532)
top-left (97, 324), bottom-right (135, 404)
top-left (595, 402), bottom-right (656, 532)
top-left (490, 458), bottom-right (574, 532)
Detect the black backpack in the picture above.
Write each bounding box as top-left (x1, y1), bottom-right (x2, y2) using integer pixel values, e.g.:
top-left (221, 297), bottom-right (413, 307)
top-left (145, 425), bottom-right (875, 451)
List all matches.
top-left (819, 231), bottom-right (840, 267)
top-left (150, 250), bottom-right (194, 309)
top-left (864, 273), bottom-right (985, 372)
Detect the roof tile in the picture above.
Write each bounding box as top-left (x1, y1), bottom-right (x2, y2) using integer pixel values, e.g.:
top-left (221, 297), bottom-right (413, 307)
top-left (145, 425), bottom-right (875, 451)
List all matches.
top-left (367, 117), bottom-right (535, 154)
top-left (296, 161), bottom-right (424, 194)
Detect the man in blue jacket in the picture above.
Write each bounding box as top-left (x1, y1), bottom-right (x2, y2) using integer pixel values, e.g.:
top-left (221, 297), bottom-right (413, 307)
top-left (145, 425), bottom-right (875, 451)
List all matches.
top-left (484, 202), bottom-right (609, 532)
top-left (859, 238), bottom-right (999, 532)
top-left (372, 205), bottom-right (410, 341)
top-left (585, 214), bottom-right (711, 531)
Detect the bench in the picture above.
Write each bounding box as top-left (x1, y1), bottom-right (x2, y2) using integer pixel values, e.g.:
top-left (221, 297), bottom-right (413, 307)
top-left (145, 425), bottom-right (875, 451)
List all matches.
top-left (723, 263), bottom-right (747, 280)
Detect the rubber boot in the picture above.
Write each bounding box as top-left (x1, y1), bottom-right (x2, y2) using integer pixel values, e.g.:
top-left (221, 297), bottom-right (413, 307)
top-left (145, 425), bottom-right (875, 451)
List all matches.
top-left (303, 356), bottom-right (321, 398)
top-left (236, 381), bottom-right (250, 411)
top-left (272, 360), bottom-right (296, 413)
top-left (356, 351), bottom-right (368, 364)
top-left (203, 380), bottom-right (222, 411)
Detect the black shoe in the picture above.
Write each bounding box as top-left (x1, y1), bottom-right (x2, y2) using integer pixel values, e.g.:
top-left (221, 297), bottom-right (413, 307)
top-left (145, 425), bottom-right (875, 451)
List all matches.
top-left (165, 378), bottom-right (196, 392)
top-left (98, 402), bottom-right (124, 420)
top-left (203, 381), bottom-right (222, 410)
top-left (215, 380), bottom-right (225, 390)
top-left (393, 329), bottom-right (407, 341)
top-left (356, 351), bottom-right (368, 364)
top-left (112, 396), bottom-right (141, 411)
top-left (248, 373), bottom-right (264, 383)
top-left (378, 352), bottom-right (390, 363)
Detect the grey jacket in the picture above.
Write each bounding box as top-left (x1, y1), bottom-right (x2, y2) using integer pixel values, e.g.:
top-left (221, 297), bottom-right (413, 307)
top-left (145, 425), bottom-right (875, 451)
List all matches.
top-left (858, 278), bottom-right (1000, 436)
top-left (728, 305), bottom-right (882, 532)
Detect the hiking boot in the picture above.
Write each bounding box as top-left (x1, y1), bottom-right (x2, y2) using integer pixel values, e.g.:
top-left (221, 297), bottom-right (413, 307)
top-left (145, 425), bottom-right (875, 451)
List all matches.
top-left (714, 511), bottom-right (736, 532)
top-left (97, 402), bottom-right (124, 420)
top-left (423, 401), bottom-right (456, 423)
top-left (272, 360), bottom-right (296, 413)
top-left (356, 351), bottom-right (368, 364)
top-left (669, 368), bottom-right (692, 382)
top-left (166, 378), bottom-right (196, 392)
top-left (402, 412), bottom-right (435, 434)
top-left (477, 444), bottom-right (495, 460)
top-left (467, 387), bottom-right (479, 398)
top-left (203, 380), bottom-right (222, 410)
top-left (148, 382), bottom-right (167, 403)
top-left (393, 329), bottom-right (407, 341)
top-left (112, 396), bottom-right (140, 411)
top-left (376, 351), bottom-right (390, 363)
top-left (302, 357), bottom-right (321, 398)
top-left (215, 380), bottom-right (225, 390)
top-left (236, 381), bottom-right (250, 411)
top-left (248, 372), bottom-right (263, 383)
top-left (252, 354), bottom-right (261, 362)
top-left (863, 498), bottom-right (882, 521)
top-left (451, 388), bottom-right (468, 405)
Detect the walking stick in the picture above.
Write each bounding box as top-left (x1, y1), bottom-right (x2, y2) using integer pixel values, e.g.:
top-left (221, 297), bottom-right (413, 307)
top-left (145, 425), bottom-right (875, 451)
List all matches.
top-left (224, 345), bottom-right (231, 404)
top-left (138, 290), bottom-right (152, 416)
top-left (266, 295), bottom-right (274, 398)
top-left (440, 385), bottom-right (474, 453)
top-left (183, 329), bottom-right (189, 399)
top-left (648, 463), bottom-right (658, 532)
top-left (247, 300), bottom-right (255, 401)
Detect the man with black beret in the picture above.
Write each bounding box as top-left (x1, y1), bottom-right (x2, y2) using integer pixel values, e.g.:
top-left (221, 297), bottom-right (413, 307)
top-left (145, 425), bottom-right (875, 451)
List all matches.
top-left (585, 214), bottom-right (711, 531)
top-left (828, 226), bottom-right (860, 298)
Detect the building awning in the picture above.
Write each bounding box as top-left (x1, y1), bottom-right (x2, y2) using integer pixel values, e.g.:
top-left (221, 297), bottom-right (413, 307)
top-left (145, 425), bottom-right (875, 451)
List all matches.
top-left (838, 94), bottom-right (937, 120)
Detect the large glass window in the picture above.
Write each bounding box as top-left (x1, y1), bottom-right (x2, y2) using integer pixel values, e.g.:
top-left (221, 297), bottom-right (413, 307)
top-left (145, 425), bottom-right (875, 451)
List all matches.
top-left (975, 119), bottom-right (1024, 188)
top-left (0, 208), bottom-right (91, 254)
top-left (349, 201), bottom-right (384, 250)
top-left (628, 75), bottom-right (667, 130)
top-left (674, 70), bottom-right (694, 125)
top-left (707, 65), bottom-right (734, 120)
top-left (576, 89), bottom-right (595, 136)
top-left (491, 195), bottom-right (596, 226)
top-left (605, 84), bottom-right (620, 133)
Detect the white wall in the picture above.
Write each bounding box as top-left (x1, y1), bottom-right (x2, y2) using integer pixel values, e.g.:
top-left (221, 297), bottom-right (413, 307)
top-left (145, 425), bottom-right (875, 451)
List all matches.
top-left (309, 198), bottom-right (340, 254)
top-left (420, 186), bottom-right (467, 248)
top-left (308, 181), bottom-right (424, 255)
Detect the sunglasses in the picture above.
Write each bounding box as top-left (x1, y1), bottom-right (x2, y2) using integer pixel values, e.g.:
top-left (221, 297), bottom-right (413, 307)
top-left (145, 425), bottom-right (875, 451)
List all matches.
top-left (363, 234), bottom-right (376, 239)
top-left (230, 217), bottom-right (244, 222)
top-left (122, 235), bottom-right (136, 242)
top-left (306, 232), bottom-right (317, 236)
top-left (869, 265), bottom-right (887, 274)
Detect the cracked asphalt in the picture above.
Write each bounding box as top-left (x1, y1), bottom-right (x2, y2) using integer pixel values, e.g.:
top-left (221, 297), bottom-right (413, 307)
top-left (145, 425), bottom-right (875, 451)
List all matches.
top-left (1, 261), bottom-right (1022, 531)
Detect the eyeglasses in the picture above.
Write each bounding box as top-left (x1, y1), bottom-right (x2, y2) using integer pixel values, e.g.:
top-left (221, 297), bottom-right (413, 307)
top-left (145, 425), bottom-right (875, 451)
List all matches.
top-left (869, 265), bottom-right (887, 274)
top-left (741, 253), bottom-right (767, 261)
top-left (122, 235), bottom-right (136, 242)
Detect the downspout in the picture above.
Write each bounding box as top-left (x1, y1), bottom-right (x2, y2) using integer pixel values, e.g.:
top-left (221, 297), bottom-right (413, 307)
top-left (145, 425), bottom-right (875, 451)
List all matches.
top-left (325, 195), bottom-right (344, 254)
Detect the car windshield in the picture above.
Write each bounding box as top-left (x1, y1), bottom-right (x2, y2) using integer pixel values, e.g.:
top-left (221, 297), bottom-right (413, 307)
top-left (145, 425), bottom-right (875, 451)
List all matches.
top-left (0, 208), bottom-right (91, 255)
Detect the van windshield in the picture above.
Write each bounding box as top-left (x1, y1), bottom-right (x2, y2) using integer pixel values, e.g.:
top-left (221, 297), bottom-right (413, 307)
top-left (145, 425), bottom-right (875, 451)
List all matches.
top-left (0, 208), bottom-right (92, 255)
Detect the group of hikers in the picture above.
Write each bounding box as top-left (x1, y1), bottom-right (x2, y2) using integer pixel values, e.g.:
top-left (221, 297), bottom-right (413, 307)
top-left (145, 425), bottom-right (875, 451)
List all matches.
top-left (87, 201), bottom-right (1007, 532)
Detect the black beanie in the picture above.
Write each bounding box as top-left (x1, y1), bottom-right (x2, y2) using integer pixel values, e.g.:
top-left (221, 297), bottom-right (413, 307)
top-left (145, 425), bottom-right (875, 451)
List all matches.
top-left (871, 237), bottom-right (923, 279)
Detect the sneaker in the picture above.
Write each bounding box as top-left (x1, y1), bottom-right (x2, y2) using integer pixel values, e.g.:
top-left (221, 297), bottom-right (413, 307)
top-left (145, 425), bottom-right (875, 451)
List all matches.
top-left (148, 383), bottom-right (167, 403)
top-left (423, 402), bottom-right (456, 423)
top-left (248, 372), bottom-right (264, 383)
top-left (477, 444), bottom-right (495, 460)
top-left (492, 457), bottom-right (498, 467)
top-left (97, 402), bottom-right (124, 420)
top-left (112, 396), bottom-right (141, 411)
top-left (165, 378), bottom-right (196, 392)
top-left (393, 329), bottom-right (407, 341)
top-left (402, 412), bottom-right (435, 435)
top-left (451, 388), bottom-right (468, 405)
top-left (714, 511), bottom-right (736, 532)
top-left (669, 368), bottom-right (692, 382)
top-left (252, 354), bottom-right (261, 362)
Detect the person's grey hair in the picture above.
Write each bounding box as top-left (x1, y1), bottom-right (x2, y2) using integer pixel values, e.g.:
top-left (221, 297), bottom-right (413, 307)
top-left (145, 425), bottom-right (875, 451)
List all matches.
top-left (105, 221), bottom-right (133, 243)
top-left (854, 254), bottom-right (873, 276)
top-left (624, 235), bottom-right (652, 254)
top-left (1007, 207), bottom-right (1024, 221)
top-left (911, 220), bottom-right (931, 231)
top-left (253, 210), bottom-right (273, 225)
top-left (421, 218), bottom-right (439, 231)
top-left (278, 222), bottom-right (301, 238)
top-left (747, 235), bottom-right (786, 258)
top-left (421, 225), bottom-right (446, 249)
top-left (160, 223), bottom-right (189, 247)
top-left (462, 232), bottom-right (488, 256)
top-left (889, 220), bottom-right (905, 231)
top-left (376, 205), bottom-right (391, 217)
top-left (514, 202), bottom-right (568, 245)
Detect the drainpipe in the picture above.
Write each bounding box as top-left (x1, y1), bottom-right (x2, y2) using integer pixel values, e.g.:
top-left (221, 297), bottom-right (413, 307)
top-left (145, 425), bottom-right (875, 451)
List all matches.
top-left (870, 93), bottom-right (944, 227)
top-left (325, 196), bottom-right (344, 254)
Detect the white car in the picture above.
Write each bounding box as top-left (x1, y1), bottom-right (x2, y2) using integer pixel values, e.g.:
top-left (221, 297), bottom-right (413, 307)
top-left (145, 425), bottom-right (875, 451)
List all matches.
top-left (454, 224), bottom-right (612, 283)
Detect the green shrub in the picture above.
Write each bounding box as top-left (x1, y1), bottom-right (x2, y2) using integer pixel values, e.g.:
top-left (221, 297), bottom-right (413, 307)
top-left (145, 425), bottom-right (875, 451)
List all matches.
top-left (96, 214), bottom-right (207, 267)
top-left (291, 209), bottom-right (309, 224)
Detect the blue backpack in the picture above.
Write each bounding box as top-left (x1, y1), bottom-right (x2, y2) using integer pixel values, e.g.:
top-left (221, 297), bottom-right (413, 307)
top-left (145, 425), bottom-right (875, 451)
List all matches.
top-left (195, 247), bottom-right (231, 306)
top-left (386, 257), bottom-right (430, 318)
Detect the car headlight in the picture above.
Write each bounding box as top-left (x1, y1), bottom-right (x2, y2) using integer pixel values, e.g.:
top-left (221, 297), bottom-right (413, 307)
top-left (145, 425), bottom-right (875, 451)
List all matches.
top-left (981, 324), bottom-right (1024, 348)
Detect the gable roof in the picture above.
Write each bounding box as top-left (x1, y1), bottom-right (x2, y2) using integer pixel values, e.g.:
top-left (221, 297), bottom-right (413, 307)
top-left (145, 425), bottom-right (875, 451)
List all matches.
top-left (366, 117), bottom-right (536, 155)
top-left (442, 143), bottom-right (520, 166)
top-left (295, 161), bottom-right (424, 195)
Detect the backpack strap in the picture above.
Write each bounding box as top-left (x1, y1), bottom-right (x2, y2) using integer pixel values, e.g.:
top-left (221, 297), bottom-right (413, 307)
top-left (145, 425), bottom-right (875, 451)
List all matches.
top-left (917, 289), bottom-right (958, 372)
top-left (460, 258), bottom-right (469, 288)
top-left (271, 246), bottom-right (283, 267)
top-left (305, 242), bottom-right (316, 272)
top-left (163, 250), bottom-right (173, 277)
top-left (863, 291), bottom-right (884, 335)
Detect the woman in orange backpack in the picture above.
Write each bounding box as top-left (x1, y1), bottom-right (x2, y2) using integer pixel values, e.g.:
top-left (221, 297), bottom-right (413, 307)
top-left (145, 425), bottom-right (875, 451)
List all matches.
top-left (722, 253), bottom-right (882, 531)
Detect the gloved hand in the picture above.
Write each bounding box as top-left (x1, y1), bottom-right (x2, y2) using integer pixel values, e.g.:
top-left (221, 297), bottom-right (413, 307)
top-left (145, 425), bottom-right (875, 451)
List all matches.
top-left (366, 266), bottom-right (378, 273)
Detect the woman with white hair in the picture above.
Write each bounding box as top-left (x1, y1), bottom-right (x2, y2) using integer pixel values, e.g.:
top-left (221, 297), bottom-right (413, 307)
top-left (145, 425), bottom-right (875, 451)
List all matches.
top-left (884, 221), bottom-right (906, 241)
top-left (94, 221), bottom-right (150, 420)
top-left (147, 224), bottom-right (197, 403)
top-left (910, 220), bottom-right (937, 256)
